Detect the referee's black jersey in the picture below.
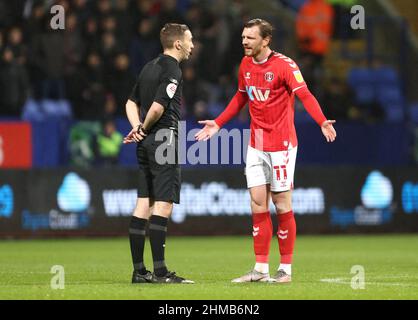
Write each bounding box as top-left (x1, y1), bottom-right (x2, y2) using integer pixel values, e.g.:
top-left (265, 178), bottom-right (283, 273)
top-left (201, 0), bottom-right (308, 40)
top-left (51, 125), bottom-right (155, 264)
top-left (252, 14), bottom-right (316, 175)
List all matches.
top-left (129, 54), bottom-right (182, 134)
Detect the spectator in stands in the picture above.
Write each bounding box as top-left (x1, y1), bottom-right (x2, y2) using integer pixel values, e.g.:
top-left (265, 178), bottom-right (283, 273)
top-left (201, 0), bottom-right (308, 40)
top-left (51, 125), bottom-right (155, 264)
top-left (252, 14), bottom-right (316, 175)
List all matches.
top-left (1, 0), bottom-right (395, 129)
top-left (195, 9), bottom-right (219, 82)
top-left (103, 94), bottom-right (118, 119)
top-left (0, 0), bottom-right (25, 28)
top-left (95, 0), bottom-right (114, 19)
top-left (0, 29), bottom-right (4, 54)
top-left (96, 118), bottom-right (123, 166)
top-left (326, 0), bottom-right (357, 39)
top-left (322, 77), bottom-right (353, 120)
top-left (64, 14), bottom-right (84, 77)
top-left (296, 0), bottom-right (334, 95)
top-left (297, 0), bottom-right (334, 56)
top-left (0, 48), bottom-right (29, 116)
top-left (24, 2), bottom-right (46, 42)
top-left (101, 15), bottom-right (117, 34)
top-left (185, 3), bottom-right (203, 40)
top-left (7, 26), bottom-right (26, 66)
top-left (83, 17), bottom-right (100, 53)
top-left (71, 0), bottom-right (91, 25)
top-left (129, 18), bottom-right (160, 73)
top-left (134, 0), bottom-right (159, 26)
top-left (30, 20), bottom-right (66, 99)
top-left (192, 100), bottom-right (211, 121)
top-left (114, 0), bottom-right (135, 50)
top-left (182, 63), bottom-right (209, 117)
top-left (157, 0), bottom-right (186, 28)
top-left (100, 32), bottom-right (119, 73)
top-left (107, 53), bottom-right (135, 115)
top-left (64, 13), bottom-right (84, 111)
top-left (76, 52), bottom-right (106, 119)
top-left (69, 121), bottom-right (101, 167)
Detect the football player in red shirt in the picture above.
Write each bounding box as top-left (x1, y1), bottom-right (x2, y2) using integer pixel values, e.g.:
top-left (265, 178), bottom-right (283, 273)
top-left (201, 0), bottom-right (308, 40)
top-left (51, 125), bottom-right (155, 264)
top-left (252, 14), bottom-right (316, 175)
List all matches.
top-left (196, 18), bottom-right (336, 283)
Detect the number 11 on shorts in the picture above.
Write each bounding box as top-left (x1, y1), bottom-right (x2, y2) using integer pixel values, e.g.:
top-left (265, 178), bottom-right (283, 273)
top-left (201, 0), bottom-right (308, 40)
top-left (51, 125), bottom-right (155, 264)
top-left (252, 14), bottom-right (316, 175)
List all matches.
top-left (273, 165), bottom-right (287, 181)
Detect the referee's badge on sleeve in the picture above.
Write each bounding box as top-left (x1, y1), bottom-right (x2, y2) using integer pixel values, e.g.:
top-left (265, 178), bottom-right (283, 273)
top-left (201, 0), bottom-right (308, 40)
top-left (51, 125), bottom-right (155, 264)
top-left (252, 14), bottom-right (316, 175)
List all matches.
top-left (166, 83), bottom-right (177, 98)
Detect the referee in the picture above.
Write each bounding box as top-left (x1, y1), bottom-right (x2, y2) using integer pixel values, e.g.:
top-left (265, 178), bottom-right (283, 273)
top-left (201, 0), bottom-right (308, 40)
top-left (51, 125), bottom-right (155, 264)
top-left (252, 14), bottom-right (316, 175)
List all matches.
top-left (123, 23), bottom-right (194, 284)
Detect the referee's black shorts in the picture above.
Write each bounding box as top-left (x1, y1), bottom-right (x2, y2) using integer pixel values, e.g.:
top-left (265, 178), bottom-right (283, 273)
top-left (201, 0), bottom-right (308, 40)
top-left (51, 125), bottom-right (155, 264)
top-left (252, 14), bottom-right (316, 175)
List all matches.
top-left (136, 129), bottom-right (180, 203)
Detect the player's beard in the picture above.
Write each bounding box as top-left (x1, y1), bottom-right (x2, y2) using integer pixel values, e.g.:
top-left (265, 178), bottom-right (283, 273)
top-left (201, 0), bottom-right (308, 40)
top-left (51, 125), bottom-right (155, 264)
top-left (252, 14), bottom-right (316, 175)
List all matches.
top-left (244, 45), bottom-right (262, 58)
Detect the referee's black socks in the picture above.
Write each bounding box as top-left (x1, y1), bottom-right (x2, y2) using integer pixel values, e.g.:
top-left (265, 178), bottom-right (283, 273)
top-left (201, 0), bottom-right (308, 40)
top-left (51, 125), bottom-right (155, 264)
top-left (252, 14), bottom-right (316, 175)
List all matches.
top-left (149, 215), bottom-right (169, 277)
top-left (129, 216), bottom-right (148, 275)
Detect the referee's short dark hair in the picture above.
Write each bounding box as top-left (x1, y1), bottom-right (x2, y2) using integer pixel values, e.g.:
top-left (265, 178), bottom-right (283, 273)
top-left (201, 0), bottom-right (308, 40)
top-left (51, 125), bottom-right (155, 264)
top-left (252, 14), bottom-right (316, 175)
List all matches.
top-left (160, 23), bottom-right (190, 50)
top-left (244, 18), bottom-right (274, 45)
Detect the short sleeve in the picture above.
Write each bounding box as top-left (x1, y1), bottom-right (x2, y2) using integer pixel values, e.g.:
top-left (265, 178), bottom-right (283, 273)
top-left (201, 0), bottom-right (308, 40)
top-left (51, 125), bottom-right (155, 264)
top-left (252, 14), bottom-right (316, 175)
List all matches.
top-left (129, 80), bottom-right (140, 104)
top-left (280, 57), bottom-right (307, 93)
top-left (154, 63), bottom-right (182, 109)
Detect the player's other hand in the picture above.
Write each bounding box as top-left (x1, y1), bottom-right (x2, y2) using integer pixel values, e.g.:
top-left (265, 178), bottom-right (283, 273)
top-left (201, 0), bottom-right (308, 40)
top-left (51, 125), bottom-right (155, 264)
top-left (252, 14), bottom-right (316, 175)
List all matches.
top-left (123, 125), bottom-right (146, 144)
top-left (321, 120), bottom-right (337, 142)
top-left (195, 120), bottom-right (220, 141)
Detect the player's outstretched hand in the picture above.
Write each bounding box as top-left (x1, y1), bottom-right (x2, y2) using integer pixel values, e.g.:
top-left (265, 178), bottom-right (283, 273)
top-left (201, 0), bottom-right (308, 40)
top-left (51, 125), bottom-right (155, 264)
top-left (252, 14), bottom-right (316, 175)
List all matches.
top-left (123, 126), bottom-right (146, 144)
top-left (321, 120), bottom-right (337, 143)
top-left (195, 120), bottom-right (220, 141)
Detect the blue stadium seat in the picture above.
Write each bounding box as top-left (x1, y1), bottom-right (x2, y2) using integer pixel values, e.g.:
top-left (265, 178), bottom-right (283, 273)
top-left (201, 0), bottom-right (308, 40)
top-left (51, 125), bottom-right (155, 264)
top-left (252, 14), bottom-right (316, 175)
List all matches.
top-left (347, 66), bottom-right (405, 122)
top-left (373, 67), bottom-right (399, 85)
top-left (347, 68), bottom-right (374, 88)
top-left (385, 106), bottom-right (404, 122)
top-left (348, 68), bottom-right (376, 104)
top-left (376, 84), bottom-right (404, 122)
top-left (373, 67), bottom-right (404, 122)
top-left (354, 85), bottom-right (375, 104)
top-left (41, 100), bottom-right (73, 119)
top-left (22, 99), bottom-right (45, 121)
top-left (22, 99), bottom-right (72, 121)
top-left (376, 85), bottom-right (403, 107)
top-left (409, 104), bottom-right (418, 124)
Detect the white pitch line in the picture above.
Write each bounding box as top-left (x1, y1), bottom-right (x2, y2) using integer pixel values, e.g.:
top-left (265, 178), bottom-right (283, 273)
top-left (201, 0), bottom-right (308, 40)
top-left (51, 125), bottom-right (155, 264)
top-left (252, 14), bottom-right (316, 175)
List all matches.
top-left (319, 278), bottom-right (418, 287)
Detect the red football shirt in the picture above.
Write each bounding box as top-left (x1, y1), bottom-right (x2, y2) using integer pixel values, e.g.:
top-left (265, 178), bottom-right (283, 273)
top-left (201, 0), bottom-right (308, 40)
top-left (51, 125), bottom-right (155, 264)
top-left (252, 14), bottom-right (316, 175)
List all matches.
top-left (238, 52), bottom-right (307, 152)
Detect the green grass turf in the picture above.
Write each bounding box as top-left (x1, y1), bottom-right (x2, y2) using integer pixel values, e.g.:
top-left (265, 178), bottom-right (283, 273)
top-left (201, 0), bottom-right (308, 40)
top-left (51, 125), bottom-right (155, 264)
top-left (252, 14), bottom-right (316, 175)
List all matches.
top-left (0, 235), bottom-right (417, 300)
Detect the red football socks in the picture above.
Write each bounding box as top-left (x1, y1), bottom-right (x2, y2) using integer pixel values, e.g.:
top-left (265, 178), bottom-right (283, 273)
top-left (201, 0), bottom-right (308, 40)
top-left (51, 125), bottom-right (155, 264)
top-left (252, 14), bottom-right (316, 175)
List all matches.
top-left (252, 211), bottom-right (273, 263)
top-left (277, 211), bottom-right (296, 264)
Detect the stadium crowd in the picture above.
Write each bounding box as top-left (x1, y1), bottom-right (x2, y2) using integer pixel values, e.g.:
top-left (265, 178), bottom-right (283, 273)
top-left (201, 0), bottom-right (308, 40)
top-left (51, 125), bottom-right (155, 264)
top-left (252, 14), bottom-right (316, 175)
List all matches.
top-left (1, 0), bottom-right (414, 165)
top-left (0, 0), bottom-right (252, 121)
top-left (0, 0), bottom-right (380, 123)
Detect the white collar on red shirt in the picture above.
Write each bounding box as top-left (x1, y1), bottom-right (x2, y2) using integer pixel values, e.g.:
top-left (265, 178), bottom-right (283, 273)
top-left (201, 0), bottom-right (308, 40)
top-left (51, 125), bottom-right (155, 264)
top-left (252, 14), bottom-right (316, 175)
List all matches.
top-left (251, 50), bottom-right (275, 65)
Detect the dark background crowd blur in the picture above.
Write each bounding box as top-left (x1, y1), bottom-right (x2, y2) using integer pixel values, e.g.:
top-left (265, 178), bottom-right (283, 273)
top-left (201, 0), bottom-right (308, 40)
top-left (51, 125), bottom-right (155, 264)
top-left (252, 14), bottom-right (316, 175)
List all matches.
top-left (0, 0), bottom-right (249, 122)
top-left (0, 0), bottom-right (417, 167)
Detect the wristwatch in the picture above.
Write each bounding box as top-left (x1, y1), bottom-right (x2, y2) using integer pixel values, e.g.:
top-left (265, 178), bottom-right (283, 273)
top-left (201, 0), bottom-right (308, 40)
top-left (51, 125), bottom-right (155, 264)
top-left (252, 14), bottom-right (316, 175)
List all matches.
top-left (136, 124), bottom-right (148, 137)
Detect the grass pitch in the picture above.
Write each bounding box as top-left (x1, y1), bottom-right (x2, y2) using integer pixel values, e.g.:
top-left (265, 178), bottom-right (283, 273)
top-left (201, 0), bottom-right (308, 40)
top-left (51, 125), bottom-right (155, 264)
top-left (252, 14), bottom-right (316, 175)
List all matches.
top-left (0, 235), bottom-right (417, 300)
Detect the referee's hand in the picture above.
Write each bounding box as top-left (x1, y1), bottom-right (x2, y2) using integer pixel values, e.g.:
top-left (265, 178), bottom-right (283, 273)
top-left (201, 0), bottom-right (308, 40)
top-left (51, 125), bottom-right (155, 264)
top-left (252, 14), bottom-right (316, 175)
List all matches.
top-left (123, 126), bottom-right (146, 144)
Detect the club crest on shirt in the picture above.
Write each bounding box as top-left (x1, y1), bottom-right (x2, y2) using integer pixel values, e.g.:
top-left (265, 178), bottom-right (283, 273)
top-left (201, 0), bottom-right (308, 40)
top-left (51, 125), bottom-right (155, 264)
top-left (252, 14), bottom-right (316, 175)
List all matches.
top-left (244, 72), bottom-right (251, 79)
top-left (166, 83), bottom-right (177, 98)
top-left (265, 72), bottom-right (274, 82)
